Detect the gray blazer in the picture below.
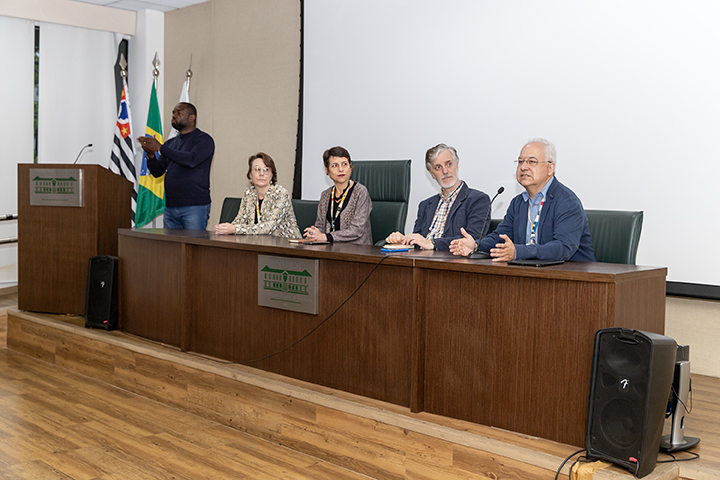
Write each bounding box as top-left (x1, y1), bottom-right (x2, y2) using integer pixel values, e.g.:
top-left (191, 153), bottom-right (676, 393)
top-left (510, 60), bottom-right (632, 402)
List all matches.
top-left (314, 182), bottom-right (373, 245)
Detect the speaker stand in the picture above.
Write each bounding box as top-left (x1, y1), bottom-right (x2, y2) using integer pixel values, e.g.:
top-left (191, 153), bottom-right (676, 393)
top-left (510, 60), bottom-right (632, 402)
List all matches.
top-left (660, 357), bottom-right (700, 452)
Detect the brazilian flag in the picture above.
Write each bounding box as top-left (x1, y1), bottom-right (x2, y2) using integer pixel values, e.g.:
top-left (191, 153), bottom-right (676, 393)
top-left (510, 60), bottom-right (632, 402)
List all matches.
top-left (135, 81), bottom-right (165, 227)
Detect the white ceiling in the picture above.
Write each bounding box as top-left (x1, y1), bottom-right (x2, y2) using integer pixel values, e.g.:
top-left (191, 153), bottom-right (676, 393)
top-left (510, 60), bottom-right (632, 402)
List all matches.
top-left (74, 0), bottom-right (210, 13)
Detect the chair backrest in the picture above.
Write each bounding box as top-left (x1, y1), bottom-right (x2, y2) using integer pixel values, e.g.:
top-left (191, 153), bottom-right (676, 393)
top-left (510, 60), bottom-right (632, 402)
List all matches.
top-left (585, 210), bottom-right (643, 264)
top-left (219, 197), bottom-right (242, 224)
top-left (488, 210), bottom-right (642, 264)
top-left (352, 160), bottom-right (412, 245)
top-left (292, 199), bottom-right (320, 231)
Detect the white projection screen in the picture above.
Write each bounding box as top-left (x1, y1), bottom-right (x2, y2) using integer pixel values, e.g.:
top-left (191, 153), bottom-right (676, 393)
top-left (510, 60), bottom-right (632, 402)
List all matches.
top-left (301, 0), bottom-right (720, 285)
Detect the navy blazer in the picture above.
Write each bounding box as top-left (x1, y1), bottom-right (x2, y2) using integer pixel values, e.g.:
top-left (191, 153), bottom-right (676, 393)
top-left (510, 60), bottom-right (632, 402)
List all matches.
top-left (478, 177), bottom-right (595, 262)
top-left (413, 182), bottom-right (491, 251)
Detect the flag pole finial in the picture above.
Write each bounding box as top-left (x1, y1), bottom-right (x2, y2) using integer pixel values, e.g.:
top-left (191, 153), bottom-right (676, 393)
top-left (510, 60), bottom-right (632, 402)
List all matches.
top-left (119, 53), bottom-right (128, 79)
top-left (185, 54), bottom-right (193, 91)
top-left (152, 52), bottom-right (161, 80)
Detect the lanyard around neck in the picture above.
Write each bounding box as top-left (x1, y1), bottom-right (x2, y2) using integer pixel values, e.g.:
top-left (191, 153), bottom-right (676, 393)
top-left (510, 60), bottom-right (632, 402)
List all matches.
top-left (527, 197), bottom-right (545, 244)
top-left (330, 181), bottom-right (352, 231)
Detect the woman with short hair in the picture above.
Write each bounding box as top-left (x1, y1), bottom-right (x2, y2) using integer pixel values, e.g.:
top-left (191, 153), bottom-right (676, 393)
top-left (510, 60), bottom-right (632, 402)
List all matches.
top-left (303, 146), bottom-right (372, 245)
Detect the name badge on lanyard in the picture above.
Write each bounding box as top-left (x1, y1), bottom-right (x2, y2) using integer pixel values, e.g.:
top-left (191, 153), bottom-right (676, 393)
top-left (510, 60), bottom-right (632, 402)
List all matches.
top-left (527, 197), bottom-right (545, 245)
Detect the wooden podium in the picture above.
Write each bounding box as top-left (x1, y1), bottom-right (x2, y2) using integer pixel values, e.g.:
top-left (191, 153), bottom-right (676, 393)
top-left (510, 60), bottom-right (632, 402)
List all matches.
top-left (18, 164), bottom-right (132, 315)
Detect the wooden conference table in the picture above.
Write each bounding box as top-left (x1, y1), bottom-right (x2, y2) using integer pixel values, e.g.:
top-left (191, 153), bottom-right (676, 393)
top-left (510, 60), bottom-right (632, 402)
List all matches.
top-left (118, 229), bottom-right (666, 447)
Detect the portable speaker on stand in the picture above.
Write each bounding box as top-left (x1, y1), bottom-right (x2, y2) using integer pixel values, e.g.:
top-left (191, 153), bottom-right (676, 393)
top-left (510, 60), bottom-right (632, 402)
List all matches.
top-left (85, 255), bottom-right (118, 330)
top-left (660, 345), bottom-right (700, 453)
top-left (586, 328), bottom-right (677, 478)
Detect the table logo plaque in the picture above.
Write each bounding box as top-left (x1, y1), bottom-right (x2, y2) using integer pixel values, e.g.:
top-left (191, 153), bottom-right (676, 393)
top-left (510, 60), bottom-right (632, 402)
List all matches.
top-left (29, 168), bottom-right (83, 207)
top-left (258, 254), bottom-right (319, 314)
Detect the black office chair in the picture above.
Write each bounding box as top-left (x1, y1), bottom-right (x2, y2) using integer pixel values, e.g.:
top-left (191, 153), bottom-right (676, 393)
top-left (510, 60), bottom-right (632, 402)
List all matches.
top-left (291, 199), bottom-right (320, 231)
top-left (219, 197), bottom-right (242, 224)
top-left (585, 210), bottom-right (643, 264)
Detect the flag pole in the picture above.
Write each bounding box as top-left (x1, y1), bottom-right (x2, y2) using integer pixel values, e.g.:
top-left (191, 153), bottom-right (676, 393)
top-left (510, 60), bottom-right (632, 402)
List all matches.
top-left (151, 53), bottom-right (160, 228)
top-left (186, 54), bottom-right (193, 92)
top-left (108, 52), bottom-right (138, 225)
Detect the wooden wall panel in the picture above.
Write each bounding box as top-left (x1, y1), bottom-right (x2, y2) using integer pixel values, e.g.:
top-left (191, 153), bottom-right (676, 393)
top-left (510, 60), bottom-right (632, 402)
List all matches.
top-left (117, 230), bottom-right (667, 449)
top-left (185, 245), bottom-right (256, 361)
top-left (186, 246), bottom-right (414, 407)
top-left (614, 275), bottom-right (667, 333)
top-left (420, 269), bottom-right (611, 447)
top-left (119, 235), bottom-right (183, 345)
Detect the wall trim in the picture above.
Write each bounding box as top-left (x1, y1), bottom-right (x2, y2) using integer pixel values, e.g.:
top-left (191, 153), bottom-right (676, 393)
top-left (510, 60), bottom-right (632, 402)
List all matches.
top-left (0, 0), bottom-right (136, 35)
top-left (666, 281), bottom-right (720, 301)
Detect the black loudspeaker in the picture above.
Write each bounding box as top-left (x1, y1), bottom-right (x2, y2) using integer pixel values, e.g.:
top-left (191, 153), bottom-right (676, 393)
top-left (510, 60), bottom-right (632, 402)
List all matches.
top-left (586, 328), bottom-right (677, 478)
top-left (85, 255), bottom-right (118, 330)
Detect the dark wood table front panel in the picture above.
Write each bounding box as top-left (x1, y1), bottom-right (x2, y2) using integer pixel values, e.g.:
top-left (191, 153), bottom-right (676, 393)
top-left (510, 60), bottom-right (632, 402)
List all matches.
top-left (123, 233), bottom-right (414, 407)
top-left (118, 229), bottom-right (667, 446)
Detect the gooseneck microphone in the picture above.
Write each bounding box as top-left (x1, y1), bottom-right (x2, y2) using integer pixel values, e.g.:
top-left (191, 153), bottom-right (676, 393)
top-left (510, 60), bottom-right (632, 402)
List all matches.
top-left (73, 143), bottom-right (93, 164)
top-left (468, 186), bottom-right (504, 259)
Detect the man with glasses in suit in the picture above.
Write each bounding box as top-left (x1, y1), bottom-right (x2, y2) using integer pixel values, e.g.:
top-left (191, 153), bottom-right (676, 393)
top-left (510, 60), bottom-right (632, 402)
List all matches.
top-left (450, 138), bottom-right (595, 262)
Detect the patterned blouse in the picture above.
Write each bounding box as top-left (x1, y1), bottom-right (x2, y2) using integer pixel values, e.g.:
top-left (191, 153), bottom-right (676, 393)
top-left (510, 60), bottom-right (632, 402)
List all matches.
top-left (232, 184), bottom-right (301, 238)
top-left (314, 182), bottom-right (373, 245)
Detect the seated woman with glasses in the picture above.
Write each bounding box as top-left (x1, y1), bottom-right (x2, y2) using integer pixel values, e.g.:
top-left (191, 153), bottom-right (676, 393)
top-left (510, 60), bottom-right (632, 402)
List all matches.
top-left (214, 152), bottom-right (301, 238)
top-left (303, 146), bottom-right (373, 245)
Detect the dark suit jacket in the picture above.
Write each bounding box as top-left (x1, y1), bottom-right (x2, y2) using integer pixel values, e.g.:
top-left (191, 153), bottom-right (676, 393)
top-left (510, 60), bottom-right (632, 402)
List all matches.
top-left (477, 177), bottom-right (595, 262)
top-left (413, 182), bottom-right (490, 251)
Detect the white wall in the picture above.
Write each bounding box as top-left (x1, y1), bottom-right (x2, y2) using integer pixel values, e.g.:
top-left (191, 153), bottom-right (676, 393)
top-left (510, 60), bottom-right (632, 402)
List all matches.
top-left (37, 23), bottom-right (117, 166)
top-left (0, 1), bottom-right (159, 288)
top-left (0, 16), bottom-right (34, 288)
top-left (302, 0), bottom-right (720, 286)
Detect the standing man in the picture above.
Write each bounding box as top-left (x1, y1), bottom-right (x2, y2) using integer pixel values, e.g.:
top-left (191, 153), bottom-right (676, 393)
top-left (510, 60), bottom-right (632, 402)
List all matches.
top-left (385, 143), bottom-right (490, 250)
top-left (137, 102), bottom-right (215, 230)
top-left (450, 138), bottom-right (595, 262)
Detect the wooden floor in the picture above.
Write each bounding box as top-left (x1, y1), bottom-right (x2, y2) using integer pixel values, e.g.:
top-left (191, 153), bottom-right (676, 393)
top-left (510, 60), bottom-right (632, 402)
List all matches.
top-left (0, 349), bottom-right (370, 479)
top-left (1, 288), bottom-right (719, 479)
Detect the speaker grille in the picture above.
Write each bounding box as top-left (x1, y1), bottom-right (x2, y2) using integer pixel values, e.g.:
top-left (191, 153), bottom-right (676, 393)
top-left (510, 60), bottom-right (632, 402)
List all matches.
top-left (600, 399), bottom-right (642, 448)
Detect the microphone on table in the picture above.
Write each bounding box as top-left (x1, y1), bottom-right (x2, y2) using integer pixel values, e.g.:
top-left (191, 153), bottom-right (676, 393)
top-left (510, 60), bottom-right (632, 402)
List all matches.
top-left (468, 186), bottom-right (504, 259)
top-left (73, 143), bottom-right (93, 164)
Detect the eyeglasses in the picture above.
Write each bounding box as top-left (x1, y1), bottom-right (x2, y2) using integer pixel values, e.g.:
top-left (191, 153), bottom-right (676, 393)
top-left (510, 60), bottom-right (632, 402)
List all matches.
top-left (515, 158), bottom-right (550, 167)
top-left (432, 160), bottom-right (456, 171)
top-left (253, 166), bottom-right (270, 174)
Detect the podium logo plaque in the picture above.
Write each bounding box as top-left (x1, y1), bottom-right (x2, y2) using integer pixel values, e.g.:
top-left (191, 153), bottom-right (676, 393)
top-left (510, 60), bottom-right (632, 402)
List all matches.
top-left (29, 168), bottom-right (83, 207)
top-left (258, 254), bottom-right (319, 314)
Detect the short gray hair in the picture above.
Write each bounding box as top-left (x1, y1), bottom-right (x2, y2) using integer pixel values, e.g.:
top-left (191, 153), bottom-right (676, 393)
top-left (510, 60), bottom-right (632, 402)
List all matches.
top-left (525, 138), bottom-right (557, 165)
top-left (425, 143), bottom-right (459, 171)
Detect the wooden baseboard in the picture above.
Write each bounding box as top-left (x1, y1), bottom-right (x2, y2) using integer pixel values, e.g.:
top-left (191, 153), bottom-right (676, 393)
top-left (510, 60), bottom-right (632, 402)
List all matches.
top-left (0, 284), bottom-right (18, 295)
top-left (5, 308), bottom-right (681, 480)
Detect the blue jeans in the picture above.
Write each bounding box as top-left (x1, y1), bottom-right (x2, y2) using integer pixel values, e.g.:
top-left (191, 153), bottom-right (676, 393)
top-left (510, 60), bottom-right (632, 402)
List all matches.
top-left (164, 204), bottom-right (211, 230)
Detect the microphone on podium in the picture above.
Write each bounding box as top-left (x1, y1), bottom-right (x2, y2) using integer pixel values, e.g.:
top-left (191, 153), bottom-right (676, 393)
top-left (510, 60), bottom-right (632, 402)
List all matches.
top-left (73, 143), bottom-right (93, 164)
top-left (468, 186), bottom-right (504, 259)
